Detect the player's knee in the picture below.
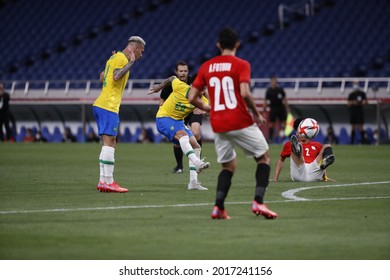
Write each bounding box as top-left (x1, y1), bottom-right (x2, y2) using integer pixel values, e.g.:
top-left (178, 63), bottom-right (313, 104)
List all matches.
top-left (323, 144), bottom-right (331, 149)
top-left (255, 151), bottom-right (270, 165)
top-left (222, 159), bottom-right (237, 173)
top-left (193, 131), bottom-right (201, 140)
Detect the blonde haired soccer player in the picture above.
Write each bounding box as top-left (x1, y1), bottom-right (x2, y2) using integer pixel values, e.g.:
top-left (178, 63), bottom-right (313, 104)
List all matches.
top-left (93, 36), bottom-right (146, 193)
top-left (148, 76), bottom-right (210, 190)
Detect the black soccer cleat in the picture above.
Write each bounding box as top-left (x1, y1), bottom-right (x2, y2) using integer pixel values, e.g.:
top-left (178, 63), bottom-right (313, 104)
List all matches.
top-left (290, 135), bottom-right (302, 157)
top-left (321, 154), bottom-right (335, 170)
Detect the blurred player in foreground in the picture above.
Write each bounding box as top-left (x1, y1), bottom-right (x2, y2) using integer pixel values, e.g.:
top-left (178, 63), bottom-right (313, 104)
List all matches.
top-left (273, 117), bottom-right (336, 182)
top-left (93, 36), bottom-right (146, 193)
top-left (188, 27), bottom-right (278, 219)
top-left (148, 76), bottom-right (210, 190)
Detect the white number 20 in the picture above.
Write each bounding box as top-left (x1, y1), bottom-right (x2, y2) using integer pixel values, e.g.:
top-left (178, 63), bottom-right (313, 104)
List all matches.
top-left (209, 76), bottom-right (237, 111)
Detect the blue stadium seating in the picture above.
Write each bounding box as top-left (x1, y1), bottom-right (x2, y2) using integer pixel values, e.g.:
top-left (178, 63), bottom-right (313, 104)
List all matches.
top-left (338, 127), bottom-right (350, 145)
top-left (130, 127), bottom-right (142, 143)
top-left (52, 126), bottom-right (64, 143)
top-left (120, 127), bottom-right (132, 143)
top-left (41, 126), bottom-right (52, 142)
top-left (16, 126), bottom-right (27, 142)
top-left (1, 0), bottom-right (389, 80)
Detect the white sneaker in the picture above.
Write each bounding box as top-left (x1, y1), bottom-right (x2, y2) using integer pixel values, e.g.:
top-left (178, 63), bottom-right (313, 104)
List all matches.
top-left (196, 158), bottom-right (210, 174)
top-left (188, 180), bottom-right (208, 190)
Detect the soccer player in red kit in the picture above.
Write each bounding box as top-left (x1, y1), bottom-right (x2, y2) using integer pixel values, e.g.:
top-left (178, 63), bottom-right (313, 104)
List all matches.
top-left (188, 27), bottom-right (278, 220)
top-left (273, 117), bottom-right (335, 182)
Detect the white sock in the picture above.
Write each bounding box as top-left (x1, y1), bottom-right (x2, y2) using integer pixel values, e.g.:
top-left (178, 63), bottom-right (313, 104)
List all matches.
top-left (99, 149), bottom-right (105, 182)
top-left (179, 136), bottom-right (201, 167)
top-left (189, 148), bottom-right (202, 181)
top-left (100, 146), bottom-right (115, 184)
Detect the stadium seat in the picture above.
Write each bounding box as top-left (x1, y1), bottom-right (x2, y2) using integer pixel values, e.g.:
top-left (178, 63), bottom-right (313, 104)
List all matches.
top-left (338, 127), bottom-right (350, 145)
top-left (41, 126), bottom-right (53, 142)
top-left (146, 127), bottom-right (165, 143)
top-left (16, 126), bottom-right (26, 142)
top-left (76, 127), bottom-right (84, 143)
top-left (1, 0), bottom-right (390, 80)
top-left (130, 127), bottom-right (142, 143)
top-left (120, 127), bottom-right (132, 143)
top-left (365, 127), bottom-right (375, 144)
top-left (52, 126), bottom-right (64, 143)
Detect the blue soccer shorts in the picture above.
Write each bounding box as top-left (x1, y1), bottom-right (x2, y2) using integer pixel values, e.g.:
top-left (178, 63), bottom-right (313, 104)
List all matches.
top-left (156, 117), bottom-right (193, 144)
top-left (93, 106), bottom-right (120, 137)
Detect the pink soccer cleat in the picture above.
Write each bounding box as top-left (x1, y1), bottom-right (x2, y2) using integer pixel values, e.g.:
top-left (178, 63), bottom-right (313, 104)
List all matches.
top-left (252, 201), bottom-right (278, 219)
top-left (211, 206), bottom-right (231, 220)
top-left (99, 181), bottom-right (128, 193)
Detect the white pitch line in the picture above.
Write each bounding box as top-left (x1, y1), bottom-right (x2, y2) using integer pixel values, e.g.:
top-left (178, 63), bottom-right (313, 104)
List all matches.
top-left (0, 181), bottom-right (389, 215)
top-left (281, 181), bottom-right (390, 201)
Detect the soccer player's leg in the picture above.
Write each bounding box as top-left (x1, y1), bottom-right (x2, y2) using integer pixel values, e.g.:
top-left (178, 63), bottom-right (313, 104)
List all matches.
top-left (252, 151), bottom-right (278, 219)
top-left (172, 144), bottom-right (184, 174)
top-left (318, 144), bottom-right (335, 170)
top-left (211, 133), bottom-right (236, 219)
top-left (238, 126), bottom-right (277, 219)
top-left (94, 107), bottom-right (127, 193)
top-left (212, 162), bottom-right (234, 220)
top-left (176, 129), bottom-right (210, 174)
top-left (187, 136), bottom-right (208, 190)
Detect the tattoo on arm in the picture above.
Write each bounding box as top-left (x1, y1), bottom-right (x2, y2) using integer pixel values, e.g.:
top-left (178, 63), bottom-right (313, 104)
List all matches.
top-left (153, 76), bottom-right (176, 92)
top-left (113, 60), bottom-right (135, 81)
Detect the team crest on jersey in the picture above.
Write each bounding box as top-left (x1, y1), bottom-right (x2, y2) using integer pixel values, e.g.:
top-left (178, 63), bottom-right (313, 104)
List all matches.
top-left (170, 125), bottom-right (175, 131)
top-left (311, 146), bottom-right (316, 150)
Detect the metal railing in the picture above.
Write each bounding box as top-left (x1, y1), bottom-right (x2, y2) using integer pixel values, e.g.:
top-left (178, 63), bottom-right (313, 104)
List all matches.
top-left (4, 77), bottom-right (390, 98)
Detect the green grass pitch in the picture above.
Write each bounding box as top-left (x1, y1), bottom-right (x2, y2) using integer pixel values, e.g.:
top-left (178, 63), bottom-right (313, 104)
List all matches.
top-left (0, 142), bottom-right (389, 260)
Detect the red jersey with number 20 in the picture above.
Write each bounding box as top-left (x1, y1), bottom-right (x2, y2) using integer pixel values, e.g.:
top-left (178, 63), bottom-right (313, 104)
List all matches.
top-left (281, 141), bottom-right (323, 163)
top-left (192, 55), bottom-right (254, 133)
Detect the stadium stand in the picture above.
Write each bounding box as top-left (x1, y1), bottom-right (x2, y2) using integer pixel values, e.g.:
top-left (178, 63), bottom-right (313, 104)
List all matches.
top-left (1, 0), bottom-right (389, 80)
top-left (0, 0), bottom-right (389, 143)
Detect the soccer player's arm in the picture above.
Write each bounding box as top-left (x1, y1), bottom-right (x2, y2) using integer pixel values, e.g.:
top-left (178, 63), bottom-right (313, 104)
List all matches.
top-left (113, 52), bottom-right (136, 81)
top-left (188, 70), bottom-right (211, 112)
top-left (362, 92), bottom-right (368, 106)
top-left (273, 156), bottom-right (286, 182)
top-left (148, 76), bottom-right (176, 95)
top-left (159, 84), bottom-right (174, 106)
top-left (282, 89), bottom-right (290, 112)
top-left (99, 71), bottom-right (104, 83)
top-left (274, 144), bottom-right (289, 181)
top-left (347, 93), bottom-right (355, 107)
top-left (264, 90), bottom-right (269, 113)
top-left (188, 87), bottom-right (210, 112)
top-left (241, 83), bottom-right (266, 125)
top-left (240, 62), bottom-right (265, 125)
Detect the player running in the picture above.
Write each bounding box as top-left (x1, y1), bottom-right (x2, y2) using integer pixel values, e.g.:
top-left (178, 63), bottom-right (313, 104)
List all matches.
top-left (188, 27), bottom-right (278, 219)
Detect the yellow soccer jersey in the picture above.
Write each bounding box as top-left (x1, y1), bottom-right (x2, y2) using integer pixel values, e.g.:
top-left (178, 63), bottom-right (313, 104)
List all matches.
top-left (93, 52), bottom-right (129, 113)
top-left (156, 78), bottom-right (209, 120)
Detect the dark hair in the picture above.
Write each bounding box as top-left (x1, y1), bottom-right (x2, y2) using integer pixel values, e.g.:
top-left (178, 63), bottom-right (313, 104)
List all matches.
top-left (294, 117), bottom-right (305, 131)
top-left (218, 27), bottom-right (238, 50)
top-left (175, 60), bottom-right (188, 70)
